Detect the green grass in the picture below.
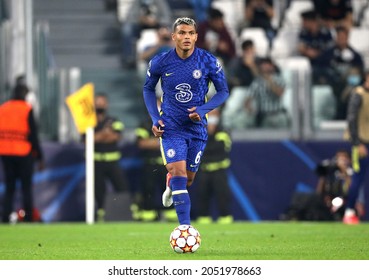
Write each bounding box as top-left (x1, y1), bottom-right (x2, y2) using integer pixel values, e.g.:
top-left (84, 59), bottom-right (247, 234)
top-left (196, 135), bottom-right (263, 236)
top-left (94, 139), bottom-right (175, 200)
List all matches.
top-left (0, 221), bottom-right (368, 260)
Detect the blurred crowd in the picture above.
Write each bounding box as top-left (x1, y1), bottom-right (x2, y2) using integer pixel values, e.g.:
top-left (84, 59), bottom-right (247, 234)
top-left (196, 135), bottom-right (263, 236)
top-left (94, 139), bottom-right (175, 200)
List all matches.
top-left (115, 0), bottom-right (369, 130)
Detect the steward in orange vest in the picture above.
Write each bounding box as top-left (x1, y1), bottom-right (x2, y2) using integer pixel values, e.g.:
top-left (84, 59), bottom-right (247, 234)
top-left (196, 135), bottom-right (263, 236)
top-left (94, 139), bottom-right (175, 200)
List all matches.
top-left (0, 84), bottom-right (43, 223)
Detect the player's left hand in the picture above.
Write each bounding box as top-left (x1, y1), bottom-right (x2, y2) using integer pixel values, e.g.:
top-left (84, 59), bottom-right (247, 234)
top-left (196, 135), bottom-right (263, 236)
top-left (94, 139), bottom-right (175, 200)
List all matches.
top-left (188, 107), bottom-right (201, 122)
top-left (152, 120), bottom-right (165, 138)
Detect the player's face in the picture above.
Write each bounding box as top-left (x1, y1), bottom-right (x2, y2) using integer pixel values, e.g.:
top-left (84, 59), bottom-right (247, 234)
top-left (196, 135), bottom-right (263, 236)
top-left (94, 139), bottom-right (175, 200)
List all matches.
top-left (172, 24), bottom-right (197, 53)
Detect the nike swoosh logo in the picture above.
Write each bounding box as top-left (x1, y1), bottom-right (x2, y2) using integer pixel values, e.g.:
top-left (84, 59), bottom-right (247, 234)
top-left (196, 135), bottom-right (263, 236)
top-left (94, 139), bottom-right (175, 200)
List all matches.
top-left (165, 73), bottom-right (174, 77)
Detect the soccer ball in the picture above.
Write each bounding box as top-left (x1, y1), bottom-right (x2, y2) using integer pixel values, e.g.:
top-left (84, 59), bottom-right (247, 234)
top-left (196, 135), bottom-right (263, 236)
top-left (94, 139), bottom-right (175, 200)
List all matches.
top-left (169, 225), bottom-right (201, 253)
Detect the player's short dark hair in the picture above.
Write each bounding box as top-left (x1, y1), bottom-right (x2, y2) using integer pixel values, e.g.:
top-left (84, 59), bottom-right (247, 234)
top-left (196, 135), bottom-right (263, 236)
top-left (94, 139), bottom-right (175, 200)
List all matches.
top-left (172, 17), bottom-right (197, 32)
top-left (241, 39), bottom-right (254, 51)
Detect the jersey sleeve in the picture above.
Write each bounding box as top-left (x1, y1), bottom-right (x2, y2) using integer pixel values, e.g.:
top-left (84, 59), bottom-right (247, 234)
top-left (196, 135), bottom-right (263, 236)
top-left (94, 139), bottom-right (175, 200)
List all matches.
top-left (196, 55), bottom-right (229, 118)
top-left (143, 57), bottom-right (162, 125)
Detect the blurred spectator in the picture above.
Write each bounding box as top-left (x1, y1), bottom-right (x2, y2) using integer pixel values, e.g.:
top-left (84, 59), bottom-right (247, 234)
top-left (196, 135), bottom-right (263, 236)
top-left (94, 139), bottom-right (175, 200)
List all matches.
top-left (312, 0), bottom-right (353, 30)
top-left (241, 0), bottom-right (276, 44)
top-left (196, 7), bottom-right (236, 67)
top-left (196, 109), bottom-right (233, 224)
top-left (187, 0), bottom-right (212, 23)
top-left (297, 10), bottom-right (334, 75)
top-left (121, 0), bottom-right (171, 68)
top-left (248, 57), bottom-right (289, 128)
top-left (227, 39), bottom-right (259, 91)
top-left (15, 75), bottom-right (40, 120)
top-left (134, 116), bottom-right (176, 222)
top-left (89, 93), bottom-right (129, 222)
top-left (343, 71), bottom-right (369, 224)
top-left (315, 26), bottom-right (364, 119)
top-left (0, 84), bottom-right (44, 223)
top-left (138, 25), bottom-right (173, 64)
top-left (221, 85), bottom-right (257, 130)
top-left (339, 66), bottom-right (363, 118)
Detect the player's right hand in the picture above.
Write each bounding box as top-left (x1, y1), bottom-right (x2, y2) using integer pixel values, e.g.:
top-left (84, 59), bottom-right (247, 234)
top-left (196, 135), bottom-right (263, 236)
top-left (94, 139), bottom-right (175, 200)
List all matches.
top-left (152, 120), bottom-right (165, 138)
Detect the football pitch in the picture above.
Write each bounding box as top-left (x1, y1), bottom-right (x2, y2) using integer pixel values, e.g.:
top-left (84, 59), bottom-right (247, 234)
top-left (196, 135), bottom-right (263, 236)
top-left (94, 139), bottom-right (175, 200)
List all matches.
top-left (0, 221), bottom-right (368, 260)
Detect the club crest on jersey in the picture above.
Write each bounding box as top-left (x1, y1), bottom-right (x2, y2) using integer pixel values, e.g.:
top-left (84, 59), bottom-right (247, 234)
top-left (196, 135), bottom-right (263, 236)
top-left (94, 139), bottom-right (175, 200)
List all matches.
top-left (167, 149), bottom-right (176, 158)
top-left (146, 60), bottom-right (152, 77)
top-left (192, 69), bottom-right (202, 79)
top-left (216, 59), bottom-right (223, 74)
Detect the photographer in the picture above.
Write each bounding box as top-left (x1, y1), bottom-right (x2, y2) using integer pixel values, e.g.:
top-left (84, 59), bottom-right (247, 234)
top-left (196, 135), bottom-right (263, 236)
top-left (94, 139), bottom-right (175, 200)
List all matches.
top-left (315, 149), bottom-right (352, 220)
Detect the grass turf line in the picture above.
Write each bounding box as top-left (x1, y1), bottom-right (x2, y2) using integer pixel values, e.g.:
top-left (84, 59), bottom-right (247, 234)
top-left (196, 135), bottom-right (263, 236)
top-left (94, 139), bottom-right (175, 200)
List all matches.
top-left (0, 222), bottom-right (368, 260)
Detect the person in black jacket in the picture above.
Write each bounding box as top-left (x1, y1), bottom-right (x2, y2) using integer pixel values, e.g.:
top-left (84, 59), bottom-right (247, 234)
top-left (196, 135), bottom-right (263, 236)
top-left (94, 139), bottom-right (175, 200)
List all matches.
top-left (195, 109), bottom-right (233, 224)
top-left (91, 93), bottom-right (128, 222)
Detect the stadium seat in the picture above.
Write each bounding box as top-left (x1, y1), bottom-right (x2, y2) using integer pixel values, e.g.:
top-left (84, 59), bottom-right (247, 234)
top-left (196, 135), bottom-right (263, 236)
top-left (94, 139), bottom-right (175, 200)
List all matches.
top-left (352, 0), bottom-right (369, 25)
top-left (281, 70), bottom-right (294, 117)
top-left (117, 0), bottom-right (135, 22)
top-left (270, 28), bottom-right (299, 59)
top-left (240, 27), bottom-right (270, 57)
top-left (136, 28), bottom-right (158, 75)
top-left (361, 7), bottom-right (369, 27)
top-left (281, 0), bottom-right (314, 29)
top-left (349, 27), bottom-right (369, 55)
top-left (312, 85), bottom-right (336, 129)
top-left (212, 0), bottom-right (244, 38)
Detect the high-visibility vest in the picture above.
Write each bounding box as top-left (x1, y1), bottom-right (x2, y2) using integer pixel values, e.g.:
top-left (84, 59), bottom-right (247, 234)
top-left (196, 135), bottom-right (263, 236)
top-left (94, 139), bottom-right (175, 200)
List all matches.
top-left (0, 100), bottom-right (32, 156)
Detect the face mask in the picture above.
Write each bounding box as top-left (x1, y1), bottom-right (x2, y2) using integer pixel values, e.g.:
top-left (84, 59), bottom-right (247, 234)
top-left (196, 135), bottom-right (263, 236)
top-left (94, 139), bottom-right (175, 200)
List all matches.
top-left (95, 108), bottom-right (106, 114)
top-left (347, 75), bottom-right (361, 86)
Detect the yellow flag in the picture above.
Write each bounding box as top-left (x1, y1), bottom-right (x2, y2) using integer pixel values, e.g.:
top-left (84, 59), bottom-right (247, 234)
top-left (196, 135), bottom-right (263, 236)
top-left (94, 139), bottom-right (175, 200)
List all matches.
top-left (65, 83), bottom-right (97, 134)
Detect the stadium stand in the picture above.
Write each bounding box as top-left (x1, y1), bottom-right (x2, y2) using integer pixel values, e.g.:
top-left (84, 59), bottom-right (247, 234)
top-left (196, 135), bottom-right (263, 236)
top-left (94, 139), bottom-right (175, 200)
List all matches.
top-left (270, 28), bottom-right (300, 59)
top-left (33, 0), bottom-right (122, 69)
top-left (352, 0), bottom-right (369, 25)
top-left (280, 0), bottom-right (314, 30)
top-left (239, 27), bottom-right (270, 57)
top-left (311, 84), bottom-right (336, 129)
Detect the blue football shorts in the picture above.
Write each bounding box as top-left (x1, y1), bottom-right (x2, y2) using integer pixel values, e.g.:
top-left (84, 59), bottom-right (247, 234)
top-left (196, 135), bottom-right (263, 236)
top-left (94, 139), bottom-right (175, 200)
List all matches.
top-left (159, 134), bottom-right (207, 172)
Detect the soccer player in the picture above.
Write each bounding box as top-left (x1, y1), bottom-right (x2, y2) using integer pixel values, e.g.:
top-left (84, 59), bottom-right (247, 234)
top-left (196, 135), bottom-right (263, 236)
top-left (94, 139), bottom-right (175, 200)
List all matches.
top-left (142, 17), bottom-right (229, 226)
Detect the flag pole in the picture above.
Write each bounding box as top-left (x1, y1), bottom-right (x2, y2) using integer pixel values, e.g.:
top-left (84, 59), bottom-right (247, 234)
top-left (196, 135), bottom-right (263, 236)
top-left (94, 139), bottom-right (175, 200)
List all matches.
top-left (85, 126), bottom-right (95, 224)
top-left (65, 82), bottom-right (96, 224)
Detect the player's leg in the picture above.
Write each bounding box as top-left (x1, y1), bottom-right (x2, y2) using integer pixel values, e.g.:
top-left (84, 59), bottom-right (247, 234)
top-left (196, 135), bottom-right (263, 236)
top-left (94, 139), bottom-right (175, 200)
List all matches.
top-left (166, 160), bottom-right (191, 225)
top-left (1, 157), bottom-right (17, 223)
top-left (162, 172), bottom-right (173, 207)
top-left (343, 146), bottom-right (369, 224)
top-left (160, 135), bottom-right (187, 208)
top-left (19, 155), bottom-right (34, 222)
top-left (94, 161), bottom-right (107, 221)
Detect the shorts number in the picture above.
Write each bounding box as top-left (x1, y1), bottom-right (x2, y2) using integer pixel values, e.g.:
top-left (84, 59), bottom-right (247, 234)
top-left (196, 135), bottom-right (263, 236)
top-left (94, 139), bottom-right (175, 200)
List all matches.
top-left (195, 151), bottom-right (202, 164)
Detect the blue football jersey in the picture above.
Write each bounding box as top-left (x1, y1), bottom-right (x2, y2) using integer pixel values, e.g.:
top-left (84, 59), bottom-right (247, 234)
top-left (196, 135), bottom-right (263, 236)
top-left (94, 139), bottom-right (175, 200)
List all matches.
top-left (143, 47), bottom-right (228, 140)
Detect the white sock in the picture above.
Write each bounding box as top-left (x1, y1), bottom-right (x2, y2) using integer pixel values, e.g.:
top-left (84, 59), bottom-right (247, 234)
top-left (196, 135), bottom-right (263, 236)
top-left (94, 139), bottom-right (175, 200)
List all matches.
top-left (344, 208), bottom-right (355, 217)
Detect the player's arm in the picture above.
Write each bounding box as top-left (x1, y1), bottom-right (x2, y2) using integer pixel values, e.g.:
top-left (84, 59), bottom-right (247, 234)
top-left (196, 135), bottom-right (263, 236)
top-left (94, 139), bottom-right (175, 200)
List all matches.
top-left (143, 59), bottom-right (162, 128)
top-left (195, 59), bottom-right (229, 118)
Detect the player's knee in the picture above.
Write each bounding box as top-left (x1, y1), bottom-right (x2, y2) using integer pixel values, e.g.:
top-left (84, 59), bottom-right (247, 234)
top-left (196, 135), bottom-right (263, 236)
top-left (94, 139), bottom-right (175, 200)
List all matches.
top-left (168, 167), bottom-right (187, 178)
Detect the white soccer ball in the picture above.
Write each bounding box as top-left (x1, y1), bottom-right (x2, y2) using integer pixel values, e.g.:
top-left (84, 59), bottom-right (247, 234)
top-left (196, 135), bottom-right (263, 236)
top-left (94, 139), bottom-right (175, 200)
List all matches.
top-left (169, 225), bottom-right (201, 253)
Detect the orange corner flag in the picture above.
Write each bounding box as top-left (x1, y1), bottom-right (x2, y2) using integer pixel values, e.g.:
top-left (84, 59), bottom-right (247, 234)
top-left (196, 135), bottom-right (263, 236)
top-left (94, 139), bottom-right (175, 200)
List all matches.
top-left (65, 83), bottom-right (97, 134)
